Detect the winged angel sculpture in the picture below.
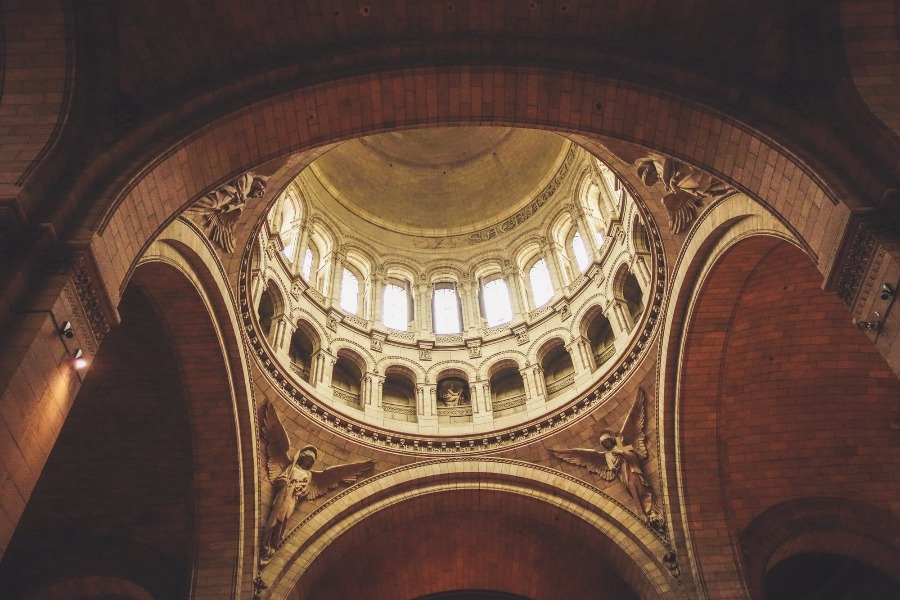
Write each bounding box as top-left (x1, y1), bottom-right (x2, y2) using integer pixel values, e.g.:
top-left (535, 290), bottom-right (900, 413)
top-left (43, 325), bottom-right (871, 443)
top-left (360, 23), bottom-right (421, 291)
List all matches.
top-left (549, 389), bottom-right (664, 530)
top-left (601, 140), bottom-right (731, 234)
top-left (260, 401), bottom-right (375, 565)
top-left (188, 171), bottom-right (268, 253)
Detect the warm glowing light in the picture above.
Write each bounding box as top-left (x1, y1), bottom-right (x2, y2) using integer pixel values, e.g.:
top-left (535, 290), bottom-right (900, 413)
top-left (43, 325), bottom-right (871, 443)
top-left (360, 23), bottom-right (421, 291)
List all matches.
top-left (73, 349), bottom-right (88, 370)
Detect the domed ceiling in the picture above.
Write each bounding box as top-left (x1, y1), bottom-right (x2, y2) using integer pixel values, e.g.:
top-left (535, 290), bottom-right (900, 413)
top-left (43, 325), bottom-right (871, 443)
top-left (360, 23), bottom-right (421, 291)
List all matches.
top-left (310, 127), bottom-right (569, 237)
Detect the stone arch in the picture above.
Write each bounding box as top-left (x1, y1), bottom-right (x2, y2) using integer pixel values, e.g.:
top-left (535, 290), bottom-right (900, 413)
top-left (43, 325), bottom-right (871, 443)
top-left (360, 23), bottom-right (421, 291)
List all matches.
top-left (260, 459), bottom-right (676, 599)
top-left (740, 498), bottom-right (900, 600)
top-left (426, 360), bottom-right (476, 382)
top-left (526, 327), bottom-right (572, 364)
top-left (376, 356), bottom-right (427, 381)
top-left (658, 198), bottom-right (900, 597)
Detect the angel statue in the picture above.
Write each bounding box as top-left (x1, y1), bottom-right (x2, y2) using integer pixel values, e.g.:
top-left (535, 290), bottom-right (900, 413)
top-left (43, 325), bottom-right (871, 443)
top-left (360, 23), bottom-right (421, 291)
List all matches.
top-left (600, 139), bottom-right (732, 234)
top-left (188, 171), bottom-right (268, 253)
top-left (549, 389), bottom-right (664, 531)
top-left (260, 401), bottom-right (375, 565)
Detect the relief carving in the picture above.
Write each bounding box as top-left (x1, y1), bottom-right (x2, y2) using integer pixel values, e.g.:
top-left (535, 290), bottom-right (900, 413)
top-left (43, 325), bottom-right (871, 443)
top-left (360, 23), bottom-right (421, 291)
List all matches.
top-left (259, 401), bottom-right (375, 565)
top-left (189, 171), bottom-right (268, 253)
top-left (603, 141), bottom-right (732, 234)
top-left (549, 388), bottom-right (664, 531)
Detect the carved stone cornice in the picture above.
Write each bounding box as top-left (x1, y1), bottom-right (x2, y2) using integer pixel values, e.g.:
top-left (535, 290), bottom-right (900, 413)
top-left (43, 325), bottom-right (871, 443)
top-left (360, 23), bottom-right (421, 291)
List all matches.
top-left (831, 218), bottom-right (899, 320)
top-left (61, 251), bottom-right (117, 352)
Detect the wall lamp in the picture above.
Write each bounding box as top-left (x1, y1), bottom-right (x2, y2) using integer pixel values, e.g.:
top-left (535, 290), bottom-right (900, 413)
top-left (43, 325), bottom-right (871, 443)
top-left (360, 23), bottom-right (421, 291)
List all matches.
top-left (73, 349), bottom-right (88, 370)
top-left (857, 320), bottom-right (882, 332)
top-left (59, 321), bottom-right (74, 338)
top-left (881, 283), bottom-right (895, 301)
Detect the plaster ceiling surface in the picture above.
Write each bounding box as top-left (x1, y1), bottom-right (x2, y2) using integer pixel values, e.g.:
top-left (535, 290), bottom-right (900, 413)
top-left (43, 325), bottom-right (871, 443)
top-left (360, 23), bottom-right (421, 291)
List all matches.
top-left (309, 127), bottom-right (569, 237)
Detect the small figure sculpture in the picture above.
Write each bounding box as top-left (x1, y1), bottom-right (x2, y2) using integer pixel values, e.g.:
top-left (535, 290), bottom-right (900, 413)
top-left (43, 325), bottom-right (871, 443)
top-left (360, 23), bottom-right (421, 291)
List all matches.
top-left (189, 171), bottom-right (268, 252)
top-left (549, 389), bottom-right (663, 529)
top-left (441, 382), bottom-right (464, 406)
top-left (259, 401), bottom-right (375, 565)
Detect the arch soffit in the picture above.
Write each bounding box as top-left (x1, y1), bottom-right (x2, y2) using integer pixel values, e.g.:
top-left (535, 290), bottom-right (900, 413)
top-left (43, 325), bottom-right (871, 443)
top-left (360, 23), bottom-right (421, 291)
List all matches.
top-left (575, 299), bottom-right (613, 338)
top-left (264, 459), bottom-right (675, 599)
top-left (510, 236), bottom-right (544, 270)
top-left (529, 329), bottom-right (571, 364)
top-left (610, 254), bottom-right (637, 300)
top-left (292, 318), bottom-right (324, 351)
top-left (476, 349), bottom-right (528, 379)
top-left (653, 194), bottom-right (803, 596)
top-left (89, 67), bottom-right (857, 305)
top-left (740, 497), bottom-right (900, 599)
top-left (289, 307), bottom-right (331, 345)
top-left (330, 340), bottom-right (376, 372)
top-left (136, 220), bottom-right (259, 597)
top-left (375, 355), bottom-right (427, 380)
top-left (425, 359), bottom-right (476, 381)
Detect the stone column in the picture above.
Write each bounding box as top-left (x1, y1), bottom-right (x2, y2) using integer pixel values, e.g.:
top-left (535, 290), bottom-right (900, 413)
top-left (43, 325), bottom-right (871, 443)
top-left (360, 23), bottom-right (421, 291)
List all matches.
top-left (417, 383), bottom-right (438, 429)
top-left (417, 281), bottom-right (432, 333)
top-left (459, 277), bottom-right (478, 332)
top-left (328, 250), bottom-right (344, 306)
top-left (295, 222), bottom-right (310, 269)
top-left (314, 350), bottom-right (334, 388)
top-left (272, 315), bottom-right (295, 364)
top-left (504, 265), bottom-right (526, 320)
top-left (540, 238), bottom-right (565, 297)
top-left (573, 205), bottom-right (601, 261)
top-left (566, 337), bottom-right (588, 375)
top-left (471, 380), bottom-right (492, 425)
top-left (609, 300), bottom-right (635, 338)
top-left (372, 271), bottom-right (385, 326)
top-left (632, 254), bottom-right (653, 296)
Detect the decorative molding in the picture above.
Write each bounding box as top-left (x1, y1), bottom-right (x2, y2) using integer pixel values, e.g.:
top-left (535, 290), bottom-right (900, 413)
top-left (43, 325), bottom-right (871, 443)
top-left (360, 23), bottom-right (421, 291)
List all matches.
top-left (237, 188), bottom-right (667, 456)
top-left (63, 253), bottom-right (113, 349)
top-left (466, 145), bottom-right (577, 244)
top-left (466, 337), bottom-right (482, 359)
top-left (513, 324), bottom-right (529, 345)
top-left (418, 341), bottom-right (433, 361)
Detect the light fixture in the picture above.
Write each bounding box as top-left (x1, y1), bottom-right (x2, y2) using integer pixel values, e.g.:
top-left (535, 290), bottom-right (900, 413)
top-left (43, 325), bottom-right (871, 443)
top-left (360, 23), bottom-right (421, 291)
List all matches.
top-left (73, 349), bottom-right (88, 370)
top-left (881, 283), bottom-right (895, 301)
top-left (857, 320), bottom-right (882, 332)
top-left (59, 321), bottom-right (74, 338)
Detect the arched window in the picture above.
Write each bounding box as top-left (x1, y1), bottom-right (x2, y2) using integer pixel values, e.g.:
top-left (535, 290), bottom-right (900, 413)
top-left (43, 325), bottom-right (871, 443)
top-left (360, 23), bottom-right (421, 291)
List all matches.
top-left (481, 276), bottom-right (512, 327)
top-left (301, 248), bottom-right (313, 281)
top-left (383, 281), bottom-right (409, 331)
top-left (529, 259), bottom-right (554, 309)
top-left (433, 283), bottom-right (462, 334)
top-left (340, 268), bottom-right (359, 314)
top-left (572, 231), bottom-right (590, 272)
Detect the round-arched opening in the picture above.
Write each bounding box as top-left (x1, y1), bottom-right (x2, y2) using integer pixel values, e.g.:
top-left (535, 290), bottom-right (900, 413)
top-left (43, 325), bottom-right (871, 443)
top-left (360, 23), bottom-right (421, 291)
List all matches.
top-left (245, 125), bottom-right (661, 443)
top-left (288, 321), bottom-right (319, 382)
top-left (583, 307), bottom-right (616, 370)
top-left (488, 361), bottom-right (527, 419)
top-left (383, 366), bottom-right (418, 423)
top-left (331, 351), bottom-right (364, 409)
top-left (765, 553), bottom-right (900, 600)
top-left (538, 341), bottom-right (574, 400)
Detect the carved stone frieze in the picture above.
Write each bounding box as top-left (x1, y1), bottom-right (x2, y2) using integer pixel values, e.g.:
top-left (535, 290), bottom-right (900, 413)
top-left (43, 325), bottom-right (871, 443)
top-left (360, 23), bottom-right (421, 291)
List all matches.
top-left (418, 341), bottom-right (433, 361)
top-left (62, 253), bottom-right (113, 349)
top-left (512, 324), bottom-right (529, 345)
top-left (467, 145), bottom-right (577, 244)
top-left (833, 219), bottom-right (899, 324)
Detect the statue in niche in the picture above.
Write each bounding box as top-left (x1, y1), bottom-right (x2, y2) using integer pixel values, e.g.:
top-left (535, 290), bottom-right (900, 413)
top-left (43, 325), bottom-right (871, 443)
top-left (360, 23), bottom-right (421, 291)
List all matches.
top-left (549, 389), bottom-right (664, 530)
top-left (259, 401), bottom-right (375, 565)
top-left (188, 171), bottom-right (268, 253)
top-left (439, 379), bottom-right (469, 407)
top-left (602, 140), bottom-right (732, 234)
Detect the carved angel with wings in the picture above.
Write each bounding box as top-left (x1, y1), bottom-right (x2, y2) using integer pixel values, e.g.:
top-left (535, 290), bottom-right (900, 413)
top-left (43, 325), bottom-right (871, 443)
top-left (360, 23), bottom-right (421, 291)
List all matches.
top-left (260, 401), bottom-right (375, 564)
top-left (188, 171), bottom-right (268, 253)
top-left (549, 389), bottom-right (663, 529)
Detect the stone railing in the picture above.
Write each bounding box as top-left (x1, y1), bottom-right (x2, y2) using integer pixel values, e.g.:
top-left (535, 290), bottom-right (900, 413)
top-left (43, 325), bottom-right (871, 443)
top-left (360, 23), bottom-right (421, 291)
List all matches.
top-left (492, 393), bottom-right (527, 412)
top-left (332, 387), bottom-right (361, 406)
top-left (435, 333), bottom-right (464, 344)
top-left (437, 404), bottom-right (473, 417)
top-left (290, 362), bottom-right (310, 380)
top-left (594, 345), bottom-right (615, 367)
top-left (382, 402), bottom-right (417, 415)
top-left (343, 314), bottom-right (369, 328)
top-left (545, 372), bottom-right (574, 396)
